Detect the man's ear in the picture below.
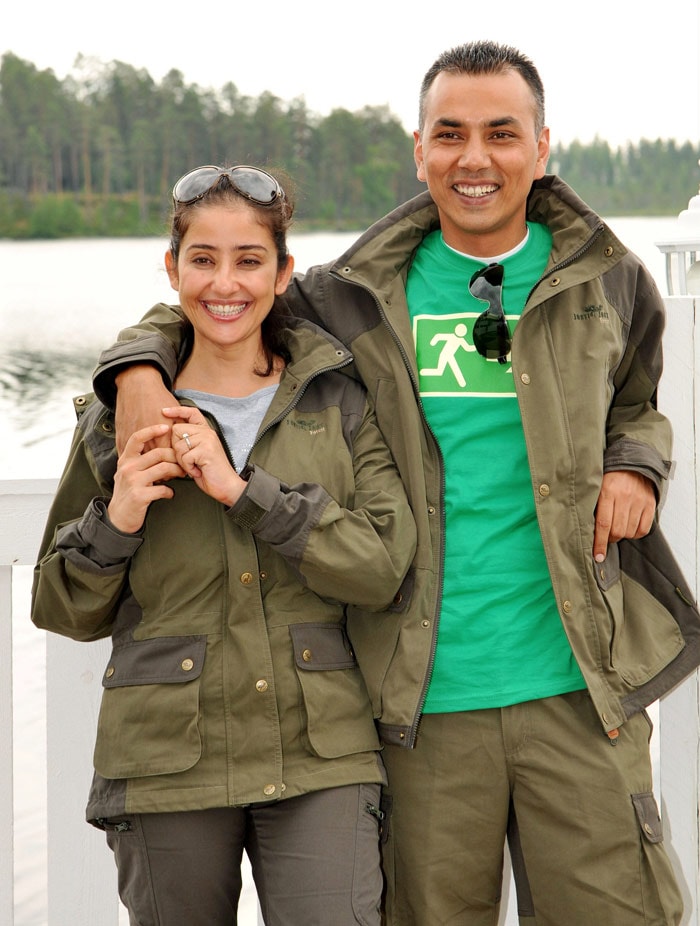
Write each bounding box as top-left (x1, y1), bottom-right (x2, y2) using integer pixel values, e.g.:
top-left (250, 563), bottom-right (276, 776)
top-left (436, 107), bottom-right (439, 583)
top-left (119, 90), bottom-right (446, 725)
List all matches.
top-left (414, 130), bottom-right (427, 183)
top-left (534, 127), bottom-right (551, 180)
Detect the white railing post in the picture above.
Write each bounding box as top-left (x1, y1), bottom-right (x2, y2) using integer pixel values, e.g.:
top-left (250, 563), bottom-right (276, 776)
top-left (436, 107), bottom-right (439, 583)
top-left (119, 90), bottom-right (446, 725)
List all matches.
top-left (46, 633), bottom-right (119, 926)
top-left (659, 295), bottom-right (700, 925)
top-left (0, 562), bottom-right (15, 924)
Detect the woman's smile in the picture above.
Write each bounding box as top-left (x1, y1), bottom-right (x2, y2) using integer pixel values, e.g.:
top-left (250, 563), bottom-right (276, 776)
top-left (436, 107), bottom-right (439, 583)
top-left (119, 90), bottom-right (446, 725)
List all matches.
top-left (201, 300), bottom-right (250, 319)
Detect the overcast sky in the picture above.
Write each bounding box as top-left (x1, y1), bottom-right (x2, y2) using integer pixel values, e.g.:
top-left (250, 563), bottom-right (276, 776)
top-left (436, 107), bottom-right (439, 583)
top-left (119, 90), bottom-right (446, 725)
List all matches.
top-left (3, 0), bottom-right (699, 151)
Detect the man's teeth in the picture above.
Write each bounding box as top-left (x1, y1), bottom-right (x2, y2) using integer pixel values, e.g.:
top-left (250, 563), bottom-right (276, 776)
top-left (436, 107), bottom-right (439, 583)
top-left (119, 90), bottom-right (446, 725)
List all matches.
top-left (204, 302), bottom-right (247, 317)
top-left (455, 184), bottom-right (498, 197)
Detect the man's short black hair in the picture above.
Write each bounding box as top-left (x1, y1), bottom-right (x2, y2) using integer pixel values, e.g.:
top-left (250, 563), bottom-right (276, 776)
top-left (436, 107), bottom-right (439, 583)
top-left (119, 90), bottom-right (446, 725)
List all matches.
top-left (419, 41), bottom-right (546, 136)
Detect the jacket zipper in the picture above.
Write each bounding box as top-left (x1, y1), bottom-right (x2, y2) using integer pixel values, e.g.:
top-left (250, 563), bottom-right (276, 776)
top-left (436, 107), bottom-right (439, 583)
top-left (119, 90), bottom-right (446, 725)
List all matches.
top-left (182, 351), bottom-right (354, 471)
top-left (250, 352), bottom-right (354, 453)
top-left (332, 273), bottom-right (445, 747)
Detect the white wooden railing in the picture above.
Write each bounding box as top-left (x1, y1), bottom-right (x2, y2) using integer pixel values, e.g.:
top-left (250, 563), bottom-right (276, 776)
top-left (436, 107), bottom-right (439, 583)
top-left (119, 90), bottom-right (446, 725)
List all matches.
top-left (1, 295), bottom-right (699, 925)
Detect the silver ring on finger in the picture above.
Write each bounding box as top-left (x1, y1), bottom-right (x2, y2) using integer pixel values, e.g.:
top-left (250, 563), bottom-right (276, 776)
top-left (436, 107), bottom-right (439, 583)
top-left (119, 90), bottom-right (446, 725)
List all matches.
top-left (182, 432), bottom-right (192, 450)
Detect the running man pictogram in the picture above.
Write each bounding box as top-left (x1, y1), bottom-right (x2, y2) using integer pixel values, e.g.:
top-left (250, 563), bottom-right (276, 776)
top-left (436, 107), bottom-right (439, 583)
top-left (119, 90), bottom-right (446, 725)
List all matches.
top-left (420, 322), bottom-right (476, 388)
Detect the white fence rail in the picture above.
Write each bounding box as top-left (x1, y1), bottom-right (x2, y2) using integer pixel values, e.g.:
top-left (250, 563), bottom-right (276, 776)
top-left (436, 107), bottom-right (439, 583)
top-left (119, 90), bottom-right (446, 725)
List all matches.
top-left (1, 296), bottom-right (699, 924)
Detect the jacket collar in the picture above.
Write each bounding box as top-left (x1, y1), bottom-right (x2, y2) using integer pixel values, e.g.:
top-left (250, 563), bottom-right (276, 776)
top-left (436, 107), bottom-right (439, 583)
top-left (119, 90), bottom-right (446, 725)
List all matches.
top-left (331, 175), bottom-right (624, 291)
top-left (280, 316), bottom-right (353, 383)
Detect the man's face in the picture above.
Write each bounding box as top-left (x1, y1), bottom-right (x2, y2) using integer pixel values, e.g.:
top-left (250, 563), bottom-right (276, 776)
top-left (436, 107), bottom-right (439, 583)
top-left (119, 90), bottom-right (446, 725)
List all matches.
top-left (414, 69), bottom-right (550, 257)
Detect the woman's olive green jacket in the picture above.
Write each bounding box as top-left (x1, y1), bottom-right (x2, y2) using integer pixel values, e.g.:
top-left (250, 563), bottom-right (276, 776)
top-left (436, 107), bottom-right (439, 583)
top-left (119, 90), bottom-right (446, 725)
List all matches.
top-left (32, 319), bottom-right (417, 820)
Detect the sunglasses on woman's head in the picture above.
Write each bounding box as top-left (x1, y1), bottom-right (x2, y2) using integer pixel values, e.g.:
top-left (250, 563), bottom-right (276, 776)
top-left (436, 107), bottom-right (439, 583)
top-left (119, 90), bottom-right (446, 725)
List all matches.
top-left (469, 262), bottom-right (512, 364)
top-left (172, 165), bottom-right (284, 206)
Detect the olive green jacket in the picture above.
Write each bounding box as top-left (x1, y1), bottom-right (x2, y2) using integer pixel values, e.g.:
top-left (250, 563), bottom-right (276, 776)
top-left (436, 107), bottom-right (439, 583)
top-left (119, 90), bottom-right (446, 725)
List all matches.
top-left (93, 176), bottom-right (700, 747)
top-left (32, 319), bottom-right (417, 819)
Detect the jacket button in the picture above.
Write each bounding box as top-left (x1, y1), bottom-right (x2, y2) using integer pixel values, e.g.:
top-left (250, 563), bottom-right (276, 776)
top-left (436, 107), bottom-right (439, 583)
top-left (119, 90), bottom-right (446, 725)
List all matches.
top-left (427, 506), bottom-right (436, 515)
top-left (393, 592), bottom-right (403, 605)
top-left (302, 649), bottom-right (312, 662)
top-left (539, 484), bottom-right (550, 497)
top-left (263, 784), bottom-right (276, 796)
top-left (644, 822), bottom-right (655, 836)
top-left (181, 658), bottom-right (194, 672)
top-left (105, 666), bottom-right (115, 679)
top-left (562, 600), bottom-right (573, 613)
top-left (520, 373), bottom-right (531, 385)
top-left (421, 620), bottom-right (431, 628)
top-left (550, 277), bottom-right (561, 287)
top-left (75, 395), bottom-right (87, 406)
top-left (240, 572), bottom-right (254, 585)
top-left (256, 679), bottom-right (269, 692)
top-left (604, 246), bottom-right (614, 257)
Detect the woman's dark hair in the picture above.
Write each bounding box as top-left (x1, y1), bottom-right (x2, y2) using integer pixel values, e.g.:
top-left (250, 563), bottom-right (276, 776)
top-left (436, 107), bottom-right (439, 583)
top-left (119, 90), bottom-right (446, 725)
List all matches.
top-left (169, 167), bottom-right (295, 376)
top-left (418, 41), bottom-right (546, 136)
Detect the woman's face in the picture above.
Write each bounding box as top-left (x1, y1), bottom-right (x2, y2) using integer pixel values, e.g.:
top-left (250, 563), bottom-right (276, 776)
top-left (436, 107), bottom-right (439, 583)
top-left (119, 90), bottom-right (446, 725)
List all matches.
top-left (165, 201), bottom-right (294, 355)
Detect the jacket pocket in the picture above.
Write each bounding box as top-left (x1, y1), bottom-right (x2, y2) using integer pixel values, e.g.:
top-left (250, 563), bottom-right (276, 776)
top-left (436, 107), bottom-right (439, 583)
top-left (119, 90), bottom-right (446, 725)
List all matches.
top-left (289, 622), bottom-right (380, 759)
top-left (614, 573), bottom-right (685, 685)
top-left (94, 635), bottom-right (206, 779)
top-left (596, 542), bottom-right (684, 687)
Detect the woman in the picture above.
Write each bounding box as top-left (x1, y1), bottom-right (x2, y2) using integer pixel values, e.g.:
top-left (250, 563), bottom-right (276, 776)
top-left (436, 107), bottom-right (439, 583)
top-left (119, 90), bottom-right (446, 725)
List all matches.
top-left (31, 164), bottom-right (417, 925)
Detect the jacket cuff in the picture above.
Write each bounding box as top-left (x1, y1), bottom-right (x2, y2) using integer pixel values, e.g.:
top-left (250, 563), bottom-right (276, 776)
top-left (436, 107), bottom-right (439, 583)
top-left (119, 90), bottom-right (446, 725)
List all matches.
top-left (56, 498), bottom-right (144, 573)
top-left (92, 335), bottom-right (179, 410)
top-left (227, 465), bottom-right (280, 530)
top-left (603, 438), bottom-right (672, 501)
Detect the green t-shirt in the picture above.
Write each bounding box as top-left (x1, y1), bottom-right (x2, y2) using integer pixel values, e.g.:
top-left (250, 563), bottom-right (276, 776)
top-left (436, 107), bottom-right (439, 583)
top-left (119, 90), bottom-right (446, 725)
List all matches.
top-left (408, 225), bottom-right (586, 712)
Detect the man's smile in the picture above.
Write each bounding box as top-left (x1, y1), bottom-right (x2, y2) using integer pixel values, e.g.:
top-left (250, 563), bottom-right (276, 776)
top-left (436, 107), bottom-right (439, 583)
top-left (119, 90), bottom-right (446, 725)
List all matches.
top-left (453, 183), bottom-right (500, 198)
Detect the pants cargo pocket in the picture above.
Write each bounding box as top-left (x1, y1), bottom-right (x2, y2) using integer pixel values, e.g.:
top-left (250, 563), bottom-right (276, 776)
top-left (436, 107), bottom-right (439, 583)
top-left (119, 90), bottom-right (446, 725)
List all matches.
top-left (631, 792), bottom-right (683, 924)
top-left (102, 815), bottom-right (160, 926)
top-left (378, 790), bottom-right (392, 845)
top-left (631, 791), bottom-right (664, 844)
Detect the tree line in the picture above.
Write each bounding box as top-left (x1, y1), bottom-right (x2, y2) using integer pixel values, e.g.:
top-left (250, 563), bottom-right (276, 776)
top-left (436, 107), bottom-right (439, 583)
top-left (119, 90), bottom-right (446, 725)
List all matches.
top-left (1, 52), bottom-right (698, 239)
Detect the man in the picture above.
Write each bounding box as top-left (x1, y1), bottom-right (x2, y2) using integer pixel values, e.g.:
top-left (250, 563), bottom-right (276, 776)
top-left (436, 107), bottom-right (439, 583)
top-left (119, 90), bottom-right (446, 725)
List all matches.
top-left (94, 42), bottom-right (697, 925)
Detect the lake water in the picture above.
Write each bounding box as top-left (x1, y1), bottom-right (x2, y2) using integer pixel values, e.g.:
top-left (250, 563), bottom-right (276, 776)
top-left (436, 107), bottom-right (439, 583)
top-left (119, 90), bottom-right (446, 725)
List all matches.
top-left (2, 219), bottom-right (677, 924)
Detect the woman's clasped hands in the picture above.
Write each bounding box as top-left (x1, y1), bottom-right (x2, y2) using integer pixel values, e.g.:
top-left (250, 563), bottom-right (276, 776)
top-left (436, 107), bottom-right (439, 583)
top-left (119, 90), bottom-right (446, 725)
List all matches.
top-left (164, 405), bottom-right (247, 508)
top-left (107, 406), bottom-right (246, 534)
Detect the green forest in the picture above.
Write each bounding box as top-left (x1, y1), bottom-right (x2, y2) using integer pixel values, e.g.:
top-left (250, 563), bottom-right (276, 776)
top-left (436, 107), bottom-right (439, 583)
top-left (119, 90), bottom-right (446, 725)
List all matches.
top-left (1, 51), bottom-right (698, 239)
